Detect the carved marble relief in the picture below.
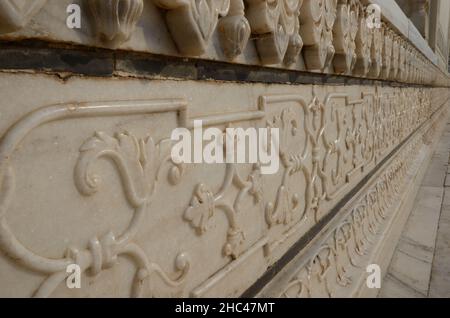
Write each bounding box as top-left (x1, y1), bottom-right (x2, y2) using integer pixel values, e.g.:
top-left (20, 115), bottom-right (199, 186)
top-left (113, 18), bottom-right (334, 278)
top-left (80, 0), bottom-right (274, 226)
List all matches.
top-left (390, 36), bottom-right (400, 80)
top-left (368, 25), bottom-right (383, 78)
top-left (0, 0), bottom-right (47, 34)
top-left (89, 0), bottom-right (144, 47)
top-left (0, 0), bottom-right (447, 85)
top-left (353, 4), bottom-right (372, 77)
top-left (0, 85), bottom-right (448, 297)
top-left (153, 0), bottom-right (231, 56)
top-left (332, 0), bottom-right (359, 74)
top-left (218, 0), bottom-right (251, 60)
top-left (0, 100), bottom-right (191, 298)
top-left (1, 0), bottom-right (450, 299)
top-left (246, 0), bottom-right (303, 65)
top-left (381, 27), bottom-right (393, 80)
top-left (279, 115), bottom-right (443, 297)
top-left (300, 0), bottom-right (337, 71)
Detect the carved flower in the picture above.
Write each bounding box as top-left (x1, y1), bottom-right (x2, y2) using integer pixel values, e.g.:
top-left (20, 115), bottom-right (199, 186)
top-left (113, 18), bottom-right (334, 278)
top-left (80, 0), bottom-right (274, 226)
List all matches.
top-left (184, 184), bottom-right (215, 234)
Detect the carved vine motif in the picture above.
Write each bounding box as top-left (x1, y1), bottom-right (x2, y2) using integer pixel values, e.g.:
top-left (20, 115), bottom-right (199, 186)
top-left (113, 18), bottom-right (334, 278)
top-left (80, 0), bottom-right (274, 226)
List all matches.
top-left (71, 131), bottom-right (191, 297)
top-left (0, 0), bottom-right (47, 34)
top-left (153, 0), bottom-right (231, 56)
top-left (368, 25), bottom-right (383, 78)
top-left (246, 0), bottom-right (303, 65)
top-left (184, 163), bottom-right (262, 259)
top-left (89, 0), bottom-right (144, 47)
top-left (0, 100), bottom-right (190, 298)
top-left (265, 107), bottom-right (303, 226)
top-left (281, 132), bottom-right (422, 298)
top-left (262, 86), bottom-right (442, 254)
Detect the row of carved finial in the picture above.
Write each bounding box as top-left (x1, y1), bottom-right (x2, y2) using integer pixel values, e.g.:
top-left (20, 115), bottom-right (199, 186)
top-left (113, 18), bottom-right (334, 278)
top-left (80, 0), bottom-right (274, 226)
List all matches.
top-left (0, 0), bottom-right (447, 85)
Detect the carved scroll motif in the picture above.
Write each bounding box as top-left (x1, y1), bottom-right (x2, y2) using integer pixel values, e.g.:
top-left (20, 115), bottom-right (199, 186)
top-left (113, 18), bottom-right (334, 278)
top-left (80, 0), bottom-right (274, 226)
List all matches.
top-left (0, 100), bottom-right (191, 298)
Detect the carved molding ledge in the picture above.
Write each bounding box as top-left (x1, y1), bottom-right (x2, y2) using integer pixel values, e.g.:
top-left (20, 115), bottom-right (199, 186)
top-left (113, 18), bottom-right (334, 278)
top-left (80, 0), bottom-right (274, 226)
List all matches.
top-left (0, 0), bottom-right (448, 86)
top-left (0, 82), bottom-right (448, 297)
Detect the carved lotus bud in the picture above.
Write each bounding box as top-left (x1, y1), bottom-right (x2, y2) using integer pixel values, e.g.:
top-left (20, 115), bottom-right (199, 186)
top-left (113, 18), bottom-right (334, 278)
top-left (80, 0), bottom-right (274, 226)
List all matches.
top-left (154, 0), bottom-right (230, 56)
top-left (284, 32), bottom-right (304, 65)
top-left (89, 0), bottom-right (144, 47)
top-left (218, 0), bottom-right (250, 60)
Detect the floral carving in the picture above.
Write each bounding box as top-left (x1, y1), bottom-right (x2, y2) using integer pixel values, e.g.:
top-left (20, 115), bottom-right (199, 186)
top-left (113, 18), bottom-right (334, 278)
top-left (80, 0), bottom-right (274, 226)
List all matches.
top-left (332, 0), bottom-right (359, 74)
top-left (368, 25), bottom-right (383, 78)
top-left (154, 0), bottom-right (230, 56)
top-left (278, 137), bottom-right (419, 297)
top-left (390, 36), bottom-right (400, 80)
top-left (218, 0), bottom-right (251, 60)
top-left (300, 0), bottom-right (337, 71)
top-left (75, 131), bottom-right (157, 205)
top-left (0, 100), bottom-right (192, 298)
top-left (184, 184), bottom-right (215, 234)
top-left (183, 162), bottom-right (263, 259)
top-left (353, 4), bottom-right (372, 76)
top-left (89, 0), bottom-right (144, 47)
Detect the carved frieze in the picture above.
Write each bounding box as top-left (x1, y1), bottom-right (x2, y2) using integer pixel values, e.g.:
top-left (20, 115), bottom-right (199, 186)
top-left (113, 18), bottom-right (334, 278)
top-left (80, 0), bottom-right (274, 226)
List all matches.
top-left (0, 84), bottom-right (448, 297)
top-left (280, 110), bottom-right (446, 297)
top-left (353, 4), bottom-right (372, 76)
